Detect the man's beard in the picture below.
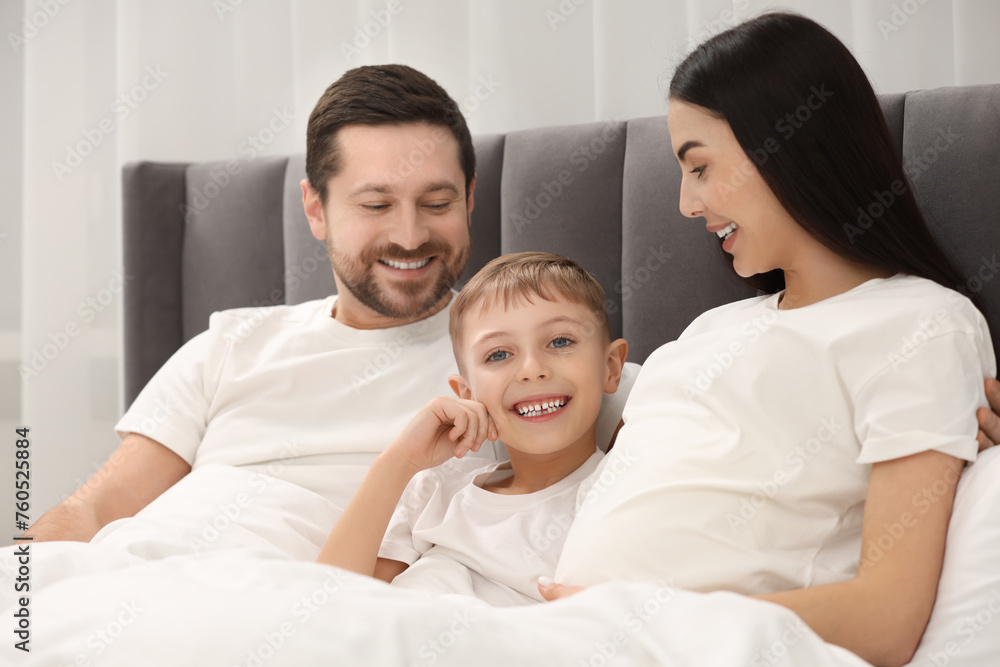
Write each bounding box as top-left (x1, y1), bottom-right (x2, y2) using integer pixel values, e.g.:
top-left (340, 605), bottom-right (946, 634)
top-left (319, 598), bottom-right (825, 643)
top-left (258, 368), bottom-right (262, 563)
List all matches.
top-left (328, 237), bottom-right (470, 319)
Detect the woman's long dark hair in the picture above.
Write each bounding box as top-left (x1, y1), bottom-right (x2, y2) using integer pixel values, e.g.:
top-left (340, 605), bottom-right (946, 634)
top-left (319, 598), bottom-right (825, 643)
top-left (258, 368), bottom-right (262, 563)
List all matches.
top-left (668, 12), bottom-right (986, 316)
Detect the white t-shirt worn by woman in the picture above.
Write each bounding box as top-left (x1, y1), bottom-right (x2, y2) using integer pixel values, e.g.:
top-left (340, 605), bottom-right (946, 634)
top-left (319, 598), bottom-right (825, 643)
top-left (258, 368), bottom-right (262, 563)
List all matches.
top-left (556, 274), bottom-right (995, 595)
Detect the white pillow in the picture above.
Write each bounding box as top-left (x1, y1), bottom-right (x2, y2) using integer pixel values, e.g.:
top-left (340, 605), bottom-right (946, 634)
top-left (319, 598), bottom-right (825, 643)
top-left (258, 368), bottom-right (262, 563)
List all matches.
top-left (907, 446), bottom-right (1000, 667)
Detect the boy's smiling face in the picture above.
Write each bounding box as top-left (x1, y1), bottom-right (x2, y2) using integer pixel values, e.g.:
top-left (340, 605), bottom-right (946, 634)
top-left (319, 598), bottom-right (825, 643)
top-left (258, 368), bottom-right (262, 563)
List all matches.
top-left (450, 294), bottom-right (627, 459)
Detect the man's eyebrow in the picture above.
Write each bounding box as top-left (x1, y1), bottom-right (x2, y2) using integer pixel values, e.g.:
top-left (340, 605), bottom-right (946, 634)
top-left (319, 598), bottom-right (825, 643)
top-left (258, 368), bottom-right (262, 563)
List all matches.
top-left (423, 182), bottom-right (461, 196)
top-left (348, 181), bottom-right (461, 198)
top-left (471, 315), bottom-right (588, 347)
top-left (349, 183), bottom-right (392, 197)
top-left (676, 140), bottom-right (706, 163)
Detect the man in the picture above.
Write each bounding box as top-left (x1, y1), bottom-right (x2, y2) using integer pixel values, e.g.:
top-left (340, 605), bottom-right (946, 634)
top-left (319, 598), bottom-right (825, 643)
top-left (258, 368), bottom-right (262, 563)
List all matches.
top-left (26, 64), bottom-right (480, 542)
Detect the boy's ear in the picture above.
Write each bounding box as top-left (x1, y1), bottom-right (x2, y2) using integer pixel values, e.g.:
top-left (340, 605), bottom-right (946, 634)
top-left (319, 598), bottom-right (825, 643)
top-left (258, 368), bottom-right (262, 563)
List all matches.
top-left (603, 339), bottom-right (629, 394)
top-left (449, 374), bottom-right (474, 400)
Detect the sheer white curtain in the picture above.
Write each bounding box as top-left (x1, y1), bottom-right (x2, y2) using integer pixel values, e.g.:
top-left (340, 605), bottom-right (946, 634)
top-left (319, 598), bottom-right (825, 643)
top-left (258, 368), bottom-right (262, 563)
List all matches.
top-left (5, 0), bottom-right (999, 525)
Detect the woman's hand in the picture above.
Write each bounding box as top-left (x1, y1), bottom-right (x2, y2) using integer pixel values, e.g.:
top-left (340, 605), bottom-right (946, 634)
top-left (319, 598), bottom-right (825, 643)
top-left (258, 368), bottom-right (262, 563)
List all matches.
top-left (537, 577), bottom-right (586, 601)
top-left (975, 378), bottom-right (1000, 451)
top-left (389, 396), bottom-right (498, 473)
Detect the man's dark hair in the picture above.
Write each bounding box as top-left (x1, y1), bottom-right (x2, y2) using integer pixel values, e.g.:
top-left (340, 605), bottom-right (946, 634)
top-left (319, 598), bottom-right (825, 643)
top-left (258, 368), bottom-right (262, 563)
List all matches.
top-left (306, 64), bottom-right (475, 202)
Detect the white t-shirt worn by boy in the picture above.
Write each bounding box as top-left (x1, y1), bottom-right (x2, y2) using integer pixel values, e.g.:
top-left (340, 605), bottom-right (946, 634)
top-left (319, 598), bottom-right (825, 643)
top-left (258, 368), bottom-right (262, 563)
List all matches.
top-left (557, 274), bottom-right (995, 595)
top-left (379, 451), bottom-right (605, 606)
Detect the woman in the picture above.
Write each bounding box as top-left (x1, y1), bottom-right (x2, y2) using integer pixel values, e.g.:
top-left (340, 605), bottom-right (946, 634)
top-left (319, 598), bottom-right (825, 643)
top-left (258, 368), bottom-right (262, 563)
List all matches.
top-left (543, 12), bottom-right (995, 667)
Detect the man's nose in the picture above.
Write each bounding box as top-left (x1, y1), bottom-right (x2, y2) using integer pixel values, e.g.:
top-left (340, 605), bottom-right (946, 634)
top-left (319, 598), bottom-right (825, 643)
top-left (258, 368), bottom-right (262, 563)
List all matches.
top-left (387, 205), bottom-right (432, 250)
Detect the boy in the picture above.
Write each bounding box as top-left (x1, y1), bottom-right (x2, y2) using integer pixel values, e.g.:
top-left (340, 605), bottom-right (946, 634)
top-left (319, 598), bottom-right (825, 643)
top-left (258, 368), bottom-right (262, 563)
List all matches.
top-left (317, 252), bottom-right (628, 605)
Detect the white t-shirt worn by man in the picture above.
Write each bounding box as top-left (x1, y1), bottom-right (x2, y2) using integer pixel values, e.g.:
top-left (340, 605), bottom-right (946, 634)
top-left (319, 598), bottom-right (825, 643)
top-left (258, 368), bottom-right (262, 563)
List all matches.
top-left (115, 294), bottom-right (467, 511)
top-left (557, 274), bottom-right (995, 595)
top-left (379, 451), bottom-right (605, 606)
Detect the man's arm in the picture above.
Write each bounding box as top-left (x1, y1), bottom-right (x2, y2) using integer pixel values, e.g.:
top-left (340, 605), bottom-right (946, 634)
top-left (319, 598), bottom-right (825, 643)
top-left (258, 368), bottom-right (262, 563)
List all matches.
top-left (23, 432), bottom-right (191, 542)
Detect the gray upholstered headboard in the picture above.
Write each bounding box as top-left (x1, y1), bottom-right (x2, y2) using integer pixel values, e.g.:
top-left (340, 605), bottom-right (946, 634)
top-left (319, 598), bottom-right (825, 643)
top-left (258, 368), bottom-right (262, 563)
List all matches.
top-left (122, 84), bottom-right (1000, 408)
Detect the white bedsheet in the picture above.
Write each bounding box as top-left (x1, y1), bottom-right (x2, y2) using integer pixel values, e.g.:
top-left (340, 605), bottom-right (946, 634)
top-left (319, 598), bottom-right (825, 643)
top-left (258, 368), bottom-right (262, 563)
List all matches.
top-left (0, 465), bottom-right (874, 666)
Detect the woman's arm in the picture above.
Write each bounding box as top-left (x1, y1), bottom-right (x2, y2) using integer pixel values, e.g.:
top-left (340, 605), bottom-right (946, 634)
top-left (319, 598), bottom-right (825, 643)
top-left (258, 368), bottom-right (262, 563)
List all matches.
top-left (754, 449), bottom-right (963, 667)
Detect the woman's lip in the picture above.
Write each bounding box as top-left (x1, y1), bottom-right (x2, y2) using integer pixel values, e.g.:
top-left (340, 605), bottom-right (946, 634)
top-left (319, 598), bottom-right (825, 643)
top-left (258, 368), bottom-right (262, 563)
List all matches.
top-left (722, 227), bottom-right (738, 252)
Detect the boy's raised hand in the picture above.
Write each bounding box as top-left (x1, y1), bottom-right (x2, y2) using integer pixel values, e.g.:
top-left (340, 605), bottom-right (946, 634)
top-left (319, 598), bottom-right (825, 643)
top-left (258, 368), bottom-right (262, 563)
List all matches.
top-left (390, 396), bottom-right (499, 473)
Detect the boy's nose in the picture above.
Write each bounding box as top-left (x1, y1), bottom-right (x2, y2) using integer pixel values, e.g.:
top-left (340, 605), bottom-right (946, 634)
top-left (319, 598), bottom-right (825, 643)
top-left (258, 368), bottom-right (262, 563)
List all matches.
top-left (518, 352), bottom-right (550, 382)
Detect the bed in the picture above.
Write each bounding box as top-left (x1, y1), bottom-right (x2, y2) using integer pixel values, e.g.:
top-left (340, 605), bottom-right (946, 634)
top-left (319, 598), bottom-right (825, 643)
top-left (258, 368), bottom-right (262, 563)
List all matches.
top-left (3, 82), bottom-right (1000, 666)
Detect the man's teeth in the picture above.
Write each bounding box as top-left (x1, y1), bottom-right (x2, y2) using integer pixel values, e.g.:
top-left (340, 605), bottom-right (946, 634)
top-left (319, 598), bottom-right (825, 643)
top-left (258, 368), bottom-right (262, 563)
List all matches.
top-left (515, 398), bottom-right (567, 417)
top-left (381, 258), bottom-right (431, 270)
top-left (716, 222), bottom-right (738, 240)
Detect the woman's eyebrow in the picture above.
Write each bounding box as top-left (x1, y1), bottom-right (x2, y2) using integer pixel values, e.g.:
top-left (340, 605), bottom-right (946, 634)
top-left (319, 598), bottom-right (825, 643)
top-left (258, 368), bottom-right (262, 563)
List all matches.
top-left (677, 140), bottom-right (706, 163)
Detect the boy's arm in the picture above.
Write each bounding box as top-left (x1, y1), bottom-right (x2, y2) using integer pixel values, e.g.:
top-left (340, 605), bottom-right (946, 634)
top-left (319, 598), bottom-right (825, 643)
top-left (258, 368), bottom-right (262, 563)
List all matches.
top-left (317, 395), bottom-right (496, 578)
top-left (316, 452), bottom-right (419, 577)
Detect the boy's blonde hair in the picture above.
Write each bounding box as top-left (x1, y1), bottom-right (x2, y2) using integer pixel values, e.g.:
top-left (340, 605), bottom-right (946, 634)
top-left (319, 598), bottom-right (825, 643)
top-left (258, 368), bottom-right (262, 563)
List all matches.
top-left (449, 252), bottom-right (611, 366)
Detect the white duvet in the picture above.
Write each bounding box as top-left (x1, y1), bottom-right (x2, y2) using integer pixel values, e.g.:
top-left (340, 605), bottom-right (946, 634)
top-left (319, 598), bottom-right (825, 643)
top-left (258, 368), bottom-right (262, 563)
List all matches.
top-left (1, 465), bottom-right (876, 666)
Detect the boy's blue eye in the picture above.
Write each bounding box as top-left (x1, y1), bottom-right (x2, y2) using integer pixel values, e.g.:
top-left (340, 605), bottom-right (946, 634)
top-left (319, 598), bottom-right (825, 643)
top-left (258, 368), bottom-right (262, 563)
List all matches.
top-left (486, 349), bottom-right (510, 363)
top-left (549, 337), bottom-right (572, 349)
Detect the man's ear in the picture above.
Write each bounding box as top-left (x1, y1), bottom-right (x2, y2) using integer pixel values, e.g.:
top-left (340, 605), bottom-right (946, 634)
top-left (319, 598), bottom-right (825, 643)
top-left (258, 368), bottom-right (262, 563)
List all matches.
top-left (301, 178), bottom-right (327, 241)
top-left (466, 175), bottom-right (476, 219)
top-left (449, 374), bottom-right (474, 400)
top-left (603, 339), bottom-right (629, 394)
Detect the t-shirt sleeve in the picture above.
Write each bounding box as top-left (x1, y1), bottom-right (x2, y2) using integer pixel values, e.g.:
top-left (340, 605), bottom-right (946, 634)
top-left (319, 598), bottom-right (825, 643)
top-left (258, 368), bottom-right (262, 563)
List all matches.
top-left (854, 313), bottom-right (995, 464)
top-left (114, 320), bottom-right (228, 465)
top-left (378, 470), bottom-right (438, 565)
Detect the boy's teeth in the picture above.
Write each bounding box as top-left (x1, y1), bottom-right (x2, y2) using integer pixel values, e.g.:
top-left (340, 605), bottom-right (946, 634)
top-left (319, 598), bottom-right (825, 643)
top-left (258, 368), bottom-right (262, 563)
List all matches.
top-left (515, 398), bottom-right (567, 417)
top-left (382, 258), bottom-right (431, 270)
